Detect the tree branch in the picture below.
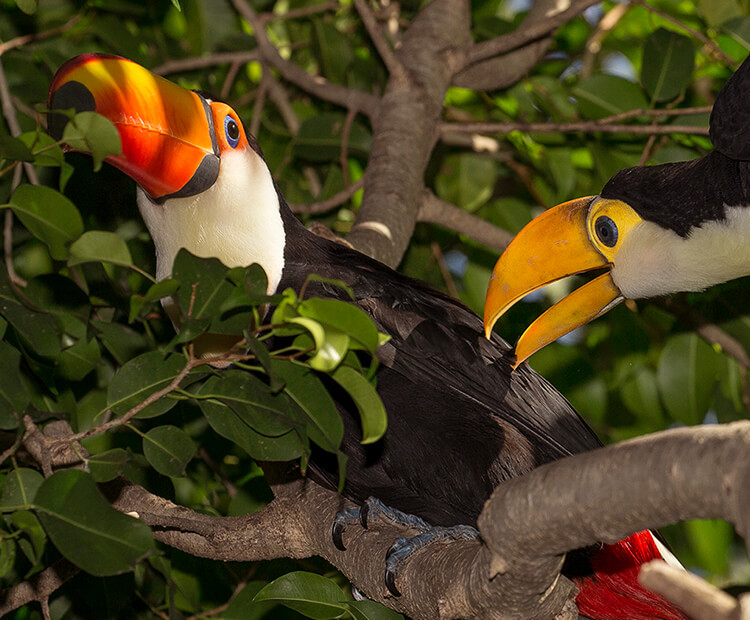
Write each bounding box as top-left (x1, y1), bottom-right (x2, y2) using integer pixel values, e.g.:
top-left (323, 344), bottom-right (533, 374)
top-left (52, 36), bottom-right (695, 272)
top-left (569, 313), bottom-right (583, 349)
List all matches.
top-left (441, 120), bottom-right (709, 136)
top-left (230, 0), bottom-right (379, 116)
top-left (418, 189), bottom-right (514, 252)
top-left (465, 0), bottom-right (601, 67)
top-left (88, 423), bottom-right (750, 619)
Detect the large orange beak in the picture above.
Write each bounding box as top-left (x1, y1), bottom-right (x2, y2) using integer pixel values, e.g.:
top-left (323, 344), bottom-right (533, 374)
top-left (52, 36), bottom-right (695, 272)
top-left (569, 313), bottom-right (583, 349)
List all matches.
top-left (48, 53), bottom-right (219, 202)
top-left (484, 197), bottom-right (624, 368)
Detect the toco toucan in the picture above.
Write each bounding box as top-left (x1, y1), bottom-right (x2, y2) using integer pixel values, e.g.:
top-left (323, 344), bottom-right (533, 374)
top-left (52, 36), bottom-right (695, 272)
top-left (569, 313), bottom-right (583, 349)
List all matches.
top-left (485, 54), bottom-right (750, 367)
top-left (48, 53), bottom-right (687, 620)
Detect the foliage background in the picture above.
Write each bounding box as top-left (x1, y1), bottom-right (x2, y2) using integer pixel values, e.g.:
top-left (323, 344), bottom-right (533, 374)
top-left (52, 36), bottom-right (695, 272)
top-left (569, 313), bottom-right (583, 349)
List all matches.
top-left (1, 0), bottom-right (750, 617)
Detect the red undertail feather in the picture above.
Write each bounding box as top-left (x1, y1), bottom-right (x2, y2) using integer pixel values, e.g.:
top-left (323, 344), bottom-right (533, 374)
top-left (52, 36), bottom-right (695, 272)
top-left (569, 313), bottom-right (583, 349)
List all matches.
top-left (574, 530), bottom-right (689, 620)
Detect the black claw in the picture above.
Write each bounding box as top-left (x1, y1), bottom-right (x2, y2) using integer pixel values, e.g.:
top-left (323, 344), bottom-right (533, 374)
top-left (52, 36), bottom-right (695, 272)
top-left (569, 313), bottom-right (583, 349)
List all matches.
top-left (385, 569), bottom-right (401, 597)
top-left (332, 522), bottom-right (347, 551)
top-left (360, 502), bottom-right (369, 529)
top-left (385, 545), bottom-right (395, 561)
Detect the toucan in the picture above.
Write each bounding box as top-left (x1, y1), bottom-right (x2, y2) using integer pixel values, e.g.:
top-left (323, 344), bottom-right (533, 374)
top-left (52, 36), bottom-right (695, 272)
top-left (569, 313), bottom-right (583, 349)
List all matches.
top-left (48, 54), bottom-right (687, 620)
top-left (485, 54), bottom-right (750, 367)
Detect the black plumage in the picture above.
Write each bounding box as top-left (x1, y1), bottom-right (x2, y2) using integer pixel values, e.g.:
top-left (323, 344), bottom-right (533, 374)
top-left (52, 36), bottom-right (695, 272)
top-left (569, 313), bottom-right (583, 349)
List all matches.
top-left (276, 203), bottom-right (602, 527)
top-left (600, 54), bottom-right (750, 238)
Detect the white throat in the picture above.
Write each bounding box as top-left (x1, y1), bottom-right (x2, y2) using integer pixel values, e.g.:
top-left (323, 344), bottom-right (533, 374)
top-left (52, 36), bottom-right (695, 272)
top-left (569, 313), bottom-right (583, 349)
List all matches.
top-left (612, 205), bottom-right (750, 299)
top-left (136, 148), bottom-right (285, 294)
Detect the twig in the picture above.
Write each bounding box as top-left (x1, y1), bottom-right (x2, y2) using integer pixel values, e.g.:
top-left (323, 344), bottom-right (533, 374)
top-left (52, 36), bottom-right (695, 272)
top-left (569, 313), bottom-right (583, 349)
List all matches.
top-left (430, 241), bottom-right (459, 298)
top-left (230, 0), bottom-right (379, 116)
top-left (633, 0), bottom-right (736, 67)
top-left (353, 0), bottom-right (407, 83)
top-left (597, 105), bottom-right (712, 124)
top-left (249, 73), bottom-right (269, 138)
top-left (0, 559), bottom-right (79, 616)
top-left (440, 120), bottom-right (709, 136)
top-left (466, 0), bottom-right (601, 66)
top-left (220, 61), bottom-right (243, 100)
top-left (265, 1), bottom-right (339, 22)
top-left (152, 51), bottom-right (259, 76)
top-left (418, 189), bottom-right (514, 252)
top-left (0, 15), bottom-right (81, 57)
top-left (289, 178), bottom-right (364, 215)
top-left (639, 561), bottom-right (741, 620)
top-left (340, 108), bottom-right (357, 187)
top-left (582, 3), bottom-right (630, 79)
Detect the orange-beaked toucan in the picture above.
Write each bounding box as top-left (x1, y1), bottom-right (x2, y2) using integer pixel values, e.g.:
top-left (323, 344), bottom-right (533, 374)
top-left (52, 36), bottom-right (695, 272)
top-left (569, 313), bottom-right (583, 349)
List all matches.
top-left (485, 55), bottom-right (750, 367)
top-left (48, 53), bottom-right (687, 620)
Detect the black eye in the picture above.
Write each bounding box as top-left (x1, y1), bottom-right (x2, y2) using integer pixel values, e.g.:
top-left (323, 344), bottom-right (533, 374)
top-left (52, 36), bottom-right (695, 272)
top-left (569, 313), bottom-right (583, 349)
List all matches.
top-left (594, 215), bottom-right (618, 247)
top-left (224, 115), bottom-right (240, 148)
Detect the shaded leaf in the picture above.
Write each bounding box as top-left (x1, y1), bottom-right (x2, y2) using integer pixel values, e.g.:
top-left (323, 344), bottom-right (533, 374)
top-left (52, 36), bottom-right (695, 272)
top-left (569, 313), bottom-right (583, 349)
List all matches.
top-left (641, 29), bottom-right (695, 102)
top-left (253, 571), bottom-right (347, 619)
top-left (143, 425), bottom-right (196, 477)
top-left (7, 185), bottom-right (83, 260)
top-left (332, 365), bottom-right (387, 444)
top-left (657, 333), bottom-right (719, 425)
top-left (0, 341), bottom-right (29, 428)
top-left (62, 111), bottom-right (121, 171)
top-left (573, 75), bottom-right (648, 120)
top-left (69, 231), bottom-right (133, 268)
top-left (107, 352), bottom-right (186, 419)
top-left (88, 449), bottom-right (130, 482)
top-left (0, 468), bottom-right (44, 511)
top-left (0, 135), bottom-right (34, 162)
top-left (34, 470), bottom-right (154, 575)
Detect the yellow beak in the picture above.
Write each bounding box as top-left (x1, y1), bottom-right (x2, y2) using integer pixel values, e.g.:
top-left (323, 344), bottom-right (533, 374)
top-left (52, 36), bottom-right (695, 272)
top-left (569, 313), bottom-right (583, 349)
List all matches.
top-left (484, 197), bottom-right (624, 368)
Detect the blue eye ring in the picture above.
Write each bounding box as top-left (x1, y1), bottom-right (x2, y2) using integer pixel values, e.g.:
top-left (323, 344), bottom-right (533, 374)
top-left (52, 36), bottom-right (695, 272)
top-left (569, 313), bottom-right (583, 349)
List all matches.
top-left (594, 215), bottom-right (618, 248)
top-left (224, 115), bottom-right (240, 148)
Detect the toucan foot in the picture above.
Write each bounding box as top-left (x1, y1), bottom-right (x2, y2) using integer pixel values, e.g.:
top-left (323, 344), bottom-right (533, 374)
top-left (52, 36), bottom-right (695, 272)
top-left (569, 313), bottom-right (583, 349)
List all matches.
top-left (332, 497), bottom-right (478, 597)
top-left (332, 497), bottom-right (433, 551)
top-left (383, 524), bottom-right (479, 596)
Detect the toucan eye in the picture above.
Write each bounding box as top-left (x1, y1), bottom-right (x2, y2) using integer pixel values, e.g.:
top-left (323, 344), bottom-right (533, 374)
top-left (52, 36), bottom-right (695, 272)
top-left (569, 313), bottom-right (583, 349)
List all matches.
top-left (594, 215), bottom-right (618, 247)
top-left (224, 115), bottom-right (240, 148)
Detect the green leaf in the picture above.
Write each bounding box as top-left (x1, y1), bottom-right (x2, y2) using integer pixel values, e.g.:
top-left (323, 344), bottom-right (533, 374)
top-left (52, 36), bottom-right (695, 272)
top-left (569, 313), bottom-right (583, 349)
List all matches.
top-left (435, 154), bottom-right (498, 212)
top-left (641, 29), bottom-right (695, 102)
top-left (11, 510), bottom-right (45, 563)
top-left (684, 519), bottom-right (733, 575)
top-left (0, 295), bottom-right (61, 359)
top-left (657, 333), bottom-right (719, 425)
top-left (298, 298), bottom-right (380, 353)
top-left (173, 249), bottom-right (233, 320)
top-left (346, 600), bottom-right (405, 620)
top-left (88, 449), bottom-right (130, 482)
top-left (619, 365), bottom-right (664, 425)
top-left (0, 537), bottom-right (16, 578)
top-left (69, 231), bottom-right (133, 268)
top-left (34, 470), bottom-right (154, 575)
top-left (332, 366), bottom-right (387, 444)
top-left (198, 370), bottom-right (296, 436)
top-left (273, 360), bottom-right (343, 452)
top-left (219, 581), bottom-right (276, 619)
top-left (58, 336), bottom-right (101, 381)
top-left (0, 468), bottom-right (44, 511)
top-left (253, 571), bottom-right (347, 619)
top-left (200, 395), bottom-right (305, 461)
top-left (573, 75), bottom-right (648, 120)
top-left (294, 113), bottom-right (372, 162)
top-left (0, 341), bottom-right (29, 428)
top-left (0, 135), bottom-right (34, 162)
top-left (129, 278), bottom-right (179, 322)
top-left (723, 16), bottom-right (750, 50)
top-left (14, 0), bottom-right (37, 14)
top-left (289, 316), bottom-right (350, 372)
top-left (107, 352), bottom-right (187, 419)
top-left (62, 111), bottom-right (121, 171)
top-left (7, 185), bottom-right (83, 260)
top-left (699, 0), bottom-right (741, 27)
top-left (143, 425), bottom-right (197, 477)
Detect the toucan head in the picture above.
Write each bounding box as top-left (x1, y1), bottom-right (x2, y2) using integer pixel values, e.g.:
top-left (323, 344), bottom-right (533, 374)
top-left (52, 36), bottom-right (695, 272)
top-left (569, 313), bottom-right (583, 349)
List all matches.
top-left (484, 157), bottom-right (750, 368)
top-left (484, 53), bottom-right (750, 368)
top-left (48, 53), bottom-right (285, 289)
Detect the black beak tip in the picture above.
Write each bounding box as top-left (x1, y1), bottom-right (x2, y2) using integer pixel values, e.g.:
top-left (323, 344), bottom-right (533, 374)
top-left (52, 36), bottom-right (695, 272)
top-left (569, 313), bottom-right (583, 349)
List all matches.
top-left (47, 81), bottom-right (96, 141)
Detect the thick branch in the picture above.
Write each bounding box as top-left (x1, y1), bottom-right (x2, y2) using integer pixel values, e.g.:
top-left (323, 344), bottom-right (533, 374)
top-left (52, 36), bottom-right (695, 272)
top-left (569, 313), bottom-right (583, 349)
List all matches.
top-left (97, 423), bottom-right (750, 619)
top-left (345, 0), bottom-right (472, 266)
